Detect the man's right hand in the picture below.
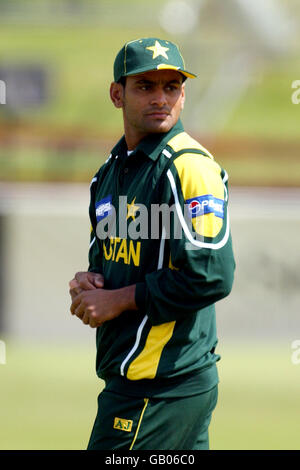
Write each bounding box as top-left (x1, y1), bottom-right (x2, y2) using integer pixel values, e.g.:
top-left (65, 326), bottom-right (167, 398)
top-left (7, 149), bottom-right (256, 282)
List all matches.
top-left (69, 271), bottom-right (104, 300)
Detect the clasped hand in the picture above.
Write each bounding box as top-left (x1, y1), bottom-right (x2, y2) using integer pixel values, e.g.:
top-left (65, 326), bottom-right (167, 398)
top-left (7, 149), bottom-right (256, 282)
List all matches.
top-left (69, 272), bottom-right (119, 328)
top-left (69, 272), bottom-right (137, 328)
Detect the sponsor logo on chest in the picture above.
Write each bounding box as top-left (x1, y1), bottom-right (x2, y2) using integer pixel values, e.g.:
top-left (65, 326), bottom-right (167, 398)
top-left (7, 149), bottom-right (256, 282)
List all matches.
top-left (95, 195), bottom-right (113, 222)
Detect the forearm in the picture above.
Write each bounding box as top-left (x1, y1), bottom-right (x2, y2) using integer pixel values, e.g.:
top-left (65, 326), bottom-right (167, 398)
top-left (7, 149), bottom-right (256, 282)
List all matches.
top-left (70, 283), bottom-right (138, 328)
top-left (115, 284), bottom-right (138, 313)
top-left (135, 251), bottom-right (235, 325)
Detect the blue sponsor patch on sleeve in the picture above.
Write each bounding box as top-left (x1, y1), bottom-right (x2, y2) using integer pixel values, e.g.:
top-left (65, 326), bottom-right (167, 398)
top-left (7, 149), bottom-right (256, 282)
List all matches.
top-left (95, 195), bottom-right (112, 222)
top-left (186, 194), bottom-right (224, 219)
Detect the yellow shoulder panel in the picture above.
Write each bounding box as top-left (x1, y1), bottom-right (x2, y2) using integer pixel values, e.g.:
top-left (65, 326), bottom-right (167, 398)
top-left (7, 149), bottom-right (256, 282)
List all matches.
top-left (167, 132), bottom-right (214, 160)
top-left (174, 153), bottom-right (224, 238)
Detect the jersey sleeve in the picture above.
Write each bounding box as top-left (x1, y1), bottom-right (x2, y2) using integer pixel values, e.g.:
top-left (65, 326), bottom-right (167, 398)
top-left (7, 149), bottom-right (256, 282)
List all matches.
top-left (135, 152), bottom-right (235, 325)
top-left (88, 175), bottom-right (103, 274)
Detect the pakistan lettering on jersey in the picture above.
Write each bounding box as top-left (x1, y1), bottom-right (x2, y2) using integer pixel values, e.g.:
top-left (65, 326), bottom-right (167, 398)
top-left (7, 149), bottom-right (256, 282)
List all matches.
top-left (88, 120), bottom-right (235, 398)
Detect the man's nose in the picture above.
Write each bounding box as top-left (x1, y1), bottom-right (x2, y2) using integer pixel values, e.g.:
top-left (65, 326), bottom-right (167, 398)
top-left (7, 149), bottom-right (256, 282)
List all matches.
top-left (150, 89), bottom-right (167, 107)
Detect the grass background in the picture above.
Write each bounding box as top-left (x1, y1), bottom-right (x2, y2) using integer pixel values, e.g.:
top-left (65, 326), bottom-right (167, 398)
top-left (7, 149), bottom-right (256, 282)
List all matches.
top-left (1, 340), bottom-right (299, 450)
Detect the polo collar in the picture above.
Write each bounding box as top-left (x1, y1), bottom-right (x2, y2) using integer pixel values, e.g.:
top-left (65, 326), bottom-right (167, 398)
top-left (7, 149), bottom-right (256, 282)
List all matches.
top-left (111, 120), bottom-right (184, 161)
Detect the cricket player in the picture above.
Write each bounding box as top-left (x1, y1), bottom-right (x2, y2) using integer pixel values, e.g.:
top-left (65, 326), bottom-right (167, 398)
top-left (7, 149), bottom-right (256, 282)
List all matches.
top-left (69, 37), bottom-right (235, 450)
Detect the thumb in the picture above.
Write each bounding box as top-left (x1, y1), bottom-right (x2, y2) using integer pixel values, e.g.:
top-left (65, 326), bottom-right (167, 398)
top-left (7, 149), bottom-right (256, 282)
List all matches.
top-left (94, 274), bottom-right (104, 288)
top-left (69, 278), bottom-right (80, 290)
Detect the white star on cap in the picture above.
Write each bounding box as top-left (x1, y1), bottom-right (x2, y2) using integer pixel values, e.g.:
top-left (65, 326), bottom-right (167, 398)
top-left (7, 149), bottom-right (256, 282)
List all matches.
top-left (146, 40), bottom-right (169, 60)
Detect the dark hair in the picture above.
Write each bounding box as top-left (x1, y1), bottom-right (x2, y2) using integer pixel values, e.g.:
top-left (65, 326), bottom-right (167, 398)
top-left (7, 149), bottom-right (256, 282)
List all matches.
top-left (117, 76), bottom-right (127, 87)
top-left (181, 74), bottom-right (187, 83)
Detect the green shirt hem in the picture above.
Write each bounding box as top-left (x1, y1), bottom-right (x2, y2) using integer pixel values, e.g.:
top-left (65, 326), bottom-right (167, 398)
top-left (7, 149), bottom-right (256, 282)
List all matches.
top-left (103, 364), bottom-right (219, 398)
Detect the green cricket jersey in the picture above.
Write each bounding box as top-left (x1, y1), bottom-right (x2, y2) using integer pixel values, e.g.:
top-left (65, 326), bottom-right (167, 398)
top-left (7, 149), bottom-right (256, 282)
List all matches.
top-left (88, 120), bottom-right (235, 398)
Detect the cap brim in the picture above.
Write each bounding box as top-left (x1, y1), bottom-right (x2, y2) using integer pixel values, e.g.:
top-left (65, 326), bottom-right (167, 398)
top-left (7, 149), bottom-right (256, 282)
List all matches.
top-left (123, 64), bottom-right (197, 80)
top-left (156, 63), bottom-right (196, 78)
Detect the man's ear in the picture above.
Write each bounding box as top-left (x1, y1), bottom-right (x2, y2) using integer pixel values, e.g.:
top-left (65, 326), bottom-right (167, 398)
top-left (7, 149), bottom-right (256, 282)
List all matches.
top-left (180, 83), bottom-right (185, 110)
top-left (110, 82), bottom-right (124, 109)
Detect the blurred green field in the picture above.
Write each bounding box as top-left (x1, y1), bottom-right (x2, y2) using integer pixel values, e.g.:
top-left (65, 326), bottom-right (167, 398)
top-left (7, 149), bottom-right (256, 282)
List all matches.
top-left (0, 23), bottom-right (299, 138)
top-left (0, 22), bottom-right (163, 134)
top-left (0, 8), bottom-right (300, 186)
top-left (0, 340), bottom-right (299, 450)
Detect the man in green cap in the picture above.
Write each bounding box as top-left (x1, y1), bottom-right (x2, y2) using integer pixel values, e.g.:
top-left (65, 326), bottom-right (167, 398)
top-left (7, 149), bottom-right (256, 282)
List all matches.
top-left (69, 37), bottom-right (235, 450)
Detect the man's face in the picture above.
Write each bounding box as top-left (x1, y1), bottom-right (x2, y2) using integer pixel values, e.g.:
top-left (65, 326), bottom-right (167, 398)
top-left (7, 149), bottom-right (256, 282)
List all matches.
top-left (110, 70), bottom-right (185, 147)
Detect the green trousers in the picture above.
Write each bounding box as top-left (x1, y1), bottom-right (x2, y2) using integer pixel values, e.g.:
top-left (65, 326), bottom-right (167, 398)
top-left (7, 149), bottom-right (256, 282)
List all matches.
top-left (87, 385), bottom-right (218, 450)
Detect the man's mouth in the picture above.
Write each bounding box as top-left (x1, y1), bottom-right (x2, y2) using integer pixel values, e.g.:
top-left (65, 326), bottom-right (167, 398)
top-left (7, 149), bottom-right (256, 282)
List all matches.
top-left (145, 110), bottom-right (170, 119)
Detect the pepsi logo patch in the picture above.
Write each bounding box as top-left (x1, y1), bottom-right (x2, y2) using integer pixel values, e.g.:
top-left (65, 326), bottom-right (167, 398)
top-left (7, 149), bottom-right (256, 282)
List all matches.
top-left (95, 195), bottom-right (112, 222)
top-left (186, 194), bottom-right (224, 219)
top-left (188, 199), bottom-right (202, 216)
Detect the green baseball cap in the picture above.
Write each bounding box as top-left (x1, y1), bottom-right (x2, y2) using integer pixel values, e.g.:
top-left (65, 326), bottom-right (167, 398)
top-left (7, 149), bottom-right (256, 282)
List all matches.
top-left (113, 37), bottom-right (197, 82)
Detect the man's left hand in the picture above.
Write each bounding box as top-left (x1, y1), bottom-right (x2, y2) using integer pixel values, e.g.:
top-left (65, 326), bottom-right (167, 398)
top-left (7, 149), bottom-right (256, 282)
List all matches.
top-left (70, 285), bottom-right (137, 328)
